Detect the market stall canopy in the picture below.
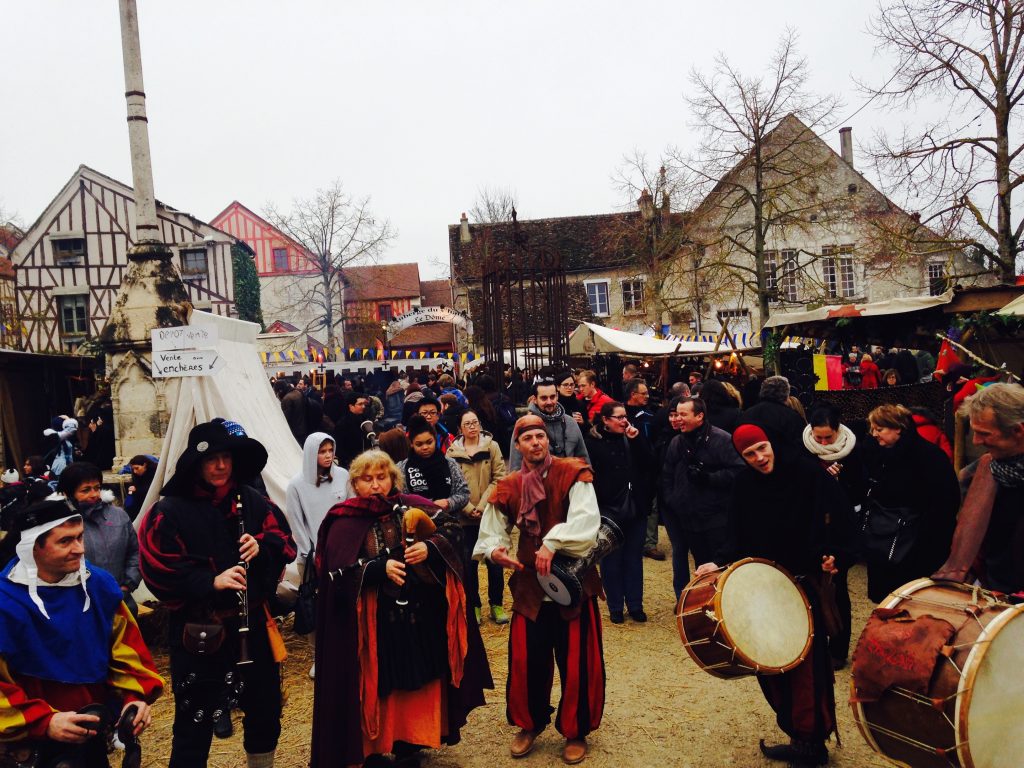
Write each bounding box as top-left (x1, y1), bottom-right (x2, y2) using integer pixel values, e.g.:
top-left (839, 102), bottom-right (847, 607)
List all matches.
top-left (762, 290), bottom-right (955, 344)
top-left (997, 293), bottom-right (1024, 317)
top-left (569, 322), bottom-right (754, 357)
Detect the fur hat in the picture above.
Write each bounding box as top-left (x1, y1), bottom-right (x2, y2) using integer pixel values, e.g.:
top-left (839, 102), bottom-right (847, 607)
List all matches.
top-left (759, 376), bottom-right (792, 403)
top-left (161, 420), bottom-right (268, 497)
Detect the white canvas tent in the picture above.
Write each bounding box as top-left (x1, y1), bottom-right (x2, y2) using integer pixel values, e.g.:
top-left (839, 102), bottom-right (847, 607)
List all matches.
top-left (135, 311), bottom-right (302, 529)
top-left (997, 293), bottom-right (1024, 317)
top-left (568, 322), bottom-right (751, 357)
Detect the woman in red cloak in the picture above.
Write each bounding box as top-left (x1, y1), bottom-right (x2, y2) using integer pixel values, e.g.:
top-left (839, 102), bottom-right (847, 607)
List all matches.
top-left (310, 449), bottom-right (491, 768)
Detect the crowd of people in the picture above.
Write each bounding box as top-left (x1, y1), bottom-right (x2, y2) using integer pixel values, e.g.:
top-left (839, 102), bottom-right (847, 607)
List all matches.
top-left (0, 356), bottom-right (1022, 768)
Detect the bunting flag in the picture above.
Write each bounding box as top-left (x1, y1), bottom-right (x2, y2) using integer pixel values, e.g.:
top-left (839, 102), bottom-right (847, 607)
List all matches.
top-left (260, 347), bottom-right (473, 366)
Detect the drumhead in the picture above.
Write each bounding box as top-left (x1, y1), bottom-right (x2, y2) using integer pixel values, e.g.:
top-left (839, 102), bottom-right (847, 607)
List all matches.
top-left (960, 605), bottom-right (1024, 768)
top-left (719, 560), bottom-right (811, 671)
top-left (537, 571), bottom-right (577, 607)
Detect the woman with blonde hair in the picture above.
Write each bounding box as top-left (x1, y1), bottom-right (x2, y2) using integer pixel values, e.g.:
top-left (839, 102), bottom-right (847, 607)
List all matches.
top-left (861, 404), bottom-right (959, 601)
top-left (311, 450), bottom-right (491, 768)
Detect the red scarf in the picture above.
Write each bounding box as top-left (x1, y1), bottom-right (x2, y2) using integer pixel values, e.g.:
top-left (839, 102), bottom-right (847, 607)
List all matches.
top-left (517, 453), bottom-right (553, 542)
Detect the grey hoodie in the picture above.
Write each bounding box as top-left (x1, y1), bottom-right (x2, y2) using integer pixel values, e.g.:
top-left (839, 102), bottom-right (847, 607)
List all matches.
top-left (285, 431), bottom-right (352, 556)
top-left (507, 402), bottom-right (590, 471)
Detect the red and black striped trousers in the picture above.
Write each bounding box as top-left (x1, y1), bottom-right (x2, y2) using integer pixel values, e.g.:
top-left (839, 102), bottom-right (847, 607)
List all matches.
top-left (506, 597), bottom-right (605, 739)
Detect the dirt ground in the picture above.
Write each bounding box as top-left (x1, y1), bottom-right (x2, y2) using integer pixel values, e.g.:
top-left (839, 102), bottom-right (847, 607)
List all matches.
top-left (141, 530), bottom-right (890, 767)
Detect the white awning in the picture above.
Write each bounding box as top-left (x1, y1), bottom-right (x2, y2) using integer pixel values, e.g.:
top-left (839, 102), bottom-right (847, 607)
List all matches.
top-left (568, 322), bottom-right (750, 357)
top-left (763, 290), bottom-right (955, 329)
top-left (997, 293), bottom-right (1024, 317)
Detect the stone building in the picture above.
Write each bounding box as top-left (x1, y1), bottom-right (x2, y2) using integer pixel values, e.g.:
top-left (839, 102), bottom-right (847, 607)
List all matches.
top-left (10, 166), bottom-right (238, 353)
top-left (672, 115), bottom-right (984, 334)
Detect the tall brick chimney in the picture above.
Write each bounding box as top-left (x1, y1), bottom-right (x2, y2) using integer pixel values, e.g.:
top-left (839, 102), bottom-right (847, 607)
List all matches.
top-left (839, 127), bottom-right (853, 167)
top-left (459, 212), bottom-right (470, 244)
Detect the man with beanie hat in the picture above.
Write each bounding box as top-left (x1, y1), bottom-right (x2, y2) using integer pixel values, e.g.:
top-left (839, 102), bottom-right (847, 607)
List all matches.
top-left (138, 420), bottom-right (296, 768)
top-left (474, 415), bottom-right (604, 765)
top-left (0, 497), bottom-right (163, 767)
top-left (694, 423), bottom-right (853, 767)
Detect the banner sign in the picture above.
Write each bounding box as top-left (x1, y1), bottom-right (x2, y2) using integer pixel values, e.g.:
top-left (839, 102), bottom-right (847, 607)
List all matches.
top-left (386, 306), bottom-right (473, 339)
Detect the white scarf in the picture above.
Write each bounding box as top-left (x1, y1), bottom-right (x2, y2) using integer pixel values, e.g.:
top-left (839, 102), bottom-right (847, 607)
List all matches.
top-left (802, 423), bottom-right (856, 462)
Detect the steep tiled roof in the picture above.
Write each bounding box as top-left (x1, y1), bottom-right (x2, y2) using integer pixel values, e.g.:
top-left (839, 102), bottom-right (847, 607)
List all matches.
top-left (344, 263), bottom-right (421, 302)
top-left (420, 279), bottom-right (453, 307)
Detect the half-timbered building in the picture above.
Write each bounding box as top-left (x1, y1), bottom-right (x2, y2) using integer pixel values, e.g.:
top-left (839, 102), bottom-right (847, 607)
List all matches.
top-left (0, 224), bottom-right (21, 350)
top-left (11, 165), bottom-right (237, 353)
top-left (210, 200), bottom-right (323, 333)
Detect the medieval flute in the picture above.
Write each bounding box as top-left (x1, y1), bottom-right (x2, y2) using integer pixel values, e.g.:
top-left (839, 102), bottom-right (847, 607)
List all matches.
top-left (236, 494), bottom-right (253, 666)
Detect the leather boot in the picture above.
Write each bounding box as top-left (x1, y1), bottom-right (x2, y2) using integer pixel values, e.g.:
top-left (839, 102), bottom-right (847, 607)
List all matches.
top-left (759, 738), bottom-right (828, 766)
top-left (511, 728), bottom-right (540, 758)
top-left (246, 751), bottom-right (275, 768)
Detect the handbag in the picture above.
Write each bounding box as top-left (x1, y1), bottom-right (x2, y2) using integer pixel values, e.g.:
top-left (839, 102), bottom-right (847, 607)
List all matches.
top-left (292, 551), bottom-right (318, 636)
top-left (860, 497), bottom-right (916, 565)
top-left (604, 484), bottom-right (638, 524)
top-left (182, 619), bottom-right (226, 655)
top-left (807, 572), bottom-right (844, 641)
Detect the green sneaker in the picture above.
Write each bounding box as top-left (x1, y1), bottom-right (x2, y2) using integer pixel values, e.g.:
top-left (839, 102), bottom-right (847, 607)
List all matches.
top-left (490, 605), bottom-right (510, 625)
top-left (474, 607), bottom-right (481, 625)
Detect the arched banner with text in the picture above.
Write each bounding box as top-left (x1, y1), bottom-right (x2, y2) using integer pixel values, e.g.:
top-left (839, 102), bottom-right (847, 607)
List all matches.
top-left (386, 306), bottom-right (473, 339)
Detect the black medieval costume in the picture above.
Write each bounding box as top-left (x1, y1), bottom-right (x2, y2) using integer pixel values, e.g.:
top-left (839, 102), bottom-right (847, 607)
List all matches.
top-left (138, 421), bottom-right (296, 768)
top-left (310, 492), bottom-right (491, 767)
top-left (714, 424), bottom-right (854, 765)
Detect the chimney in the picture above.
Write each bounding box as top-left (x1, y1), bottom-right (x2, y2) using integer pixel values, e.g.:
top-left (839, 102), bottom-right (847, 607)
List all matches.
top-left (659, 165), bottom-right (670, 220)
top-left (839, 127), bottom-right (853, 167)
top-left (459, 212), bottom-right (470, 244)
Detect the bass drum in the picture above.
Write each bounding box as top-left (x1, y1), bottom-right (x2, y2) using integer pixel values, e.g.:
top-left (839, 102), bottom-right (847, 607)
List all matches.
top-left (676, 557), bottom-right (813, 678)
top-left (851, 578), bottom-right (1024, 768)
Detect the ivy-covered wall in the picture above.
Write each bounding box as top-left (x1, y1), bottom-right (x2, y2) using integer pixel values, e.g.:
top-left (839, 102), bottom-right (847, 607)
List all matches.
top-left (231, 243), bottom-right (264, 329)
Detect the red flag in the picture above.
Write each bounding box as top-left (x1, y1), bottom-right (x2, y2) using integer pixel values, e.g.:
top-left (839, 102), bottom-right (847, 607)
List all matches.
top-left (935, 339), bottom-right (962, 376)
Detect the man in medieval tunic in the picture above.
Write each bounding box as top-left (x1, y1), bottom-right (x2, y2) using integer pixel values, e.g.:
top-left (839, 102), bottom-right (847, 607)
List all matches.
top-left (0, 497), bottom-right (163, 767)
top-left (475, 415), bottom-right (605, 765)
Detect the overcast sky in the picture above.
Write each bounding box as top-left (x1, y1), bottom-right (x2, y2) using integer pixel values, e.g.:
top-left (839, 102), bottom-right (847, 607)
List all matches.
top-left (2, 1), bottom-right (911, 278)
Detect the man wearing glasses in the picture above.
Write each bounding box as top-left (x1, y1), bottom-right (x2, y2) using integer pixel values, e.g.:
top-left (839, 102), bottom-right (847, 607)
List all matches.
top-left (508, 379), bottom-right (590, 471)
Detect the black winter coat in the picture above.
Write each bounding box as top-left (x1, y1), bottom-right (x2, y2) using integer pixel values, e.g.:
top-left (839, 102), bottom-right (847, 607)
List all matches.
top-left (739, 400), bottom-right (806, 452)
top-left (715, 455), bottom-right (855, 578)
top-left (583, 425), bottom-right (653, 522)
top-left (861, 430), bottom-right (959, 602)
top-left (661, 424), bottom-right (746, 532)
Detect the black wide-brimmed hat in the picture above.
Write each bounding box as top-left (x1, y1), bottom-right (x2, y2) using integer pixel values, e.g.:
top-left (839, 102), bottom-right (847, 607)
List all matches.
top-left (161, 420), bottom-right (268, 497)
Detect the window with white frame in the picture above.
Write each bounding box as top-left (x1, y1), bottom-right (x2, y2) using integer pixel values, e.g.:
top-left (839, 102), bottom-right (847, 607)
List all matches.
top-left (779, 249), bottom-right (799, 302)
top-left (822, 245), bottom-right (856, 298)
top-left (585, 280), bottom-right (610, 317)
top-left (764, 251), bottom-right (779, 296)
top-left (928, 262), bottom-right (948, 296)
top-left (716, 308), bottom-right (752, 333)
top-left (621, 279), bottom-right (645, 313)
top-left (59, 295), bottom-right (88, 335)
top-left (180, 248), bottom-right (208, 277)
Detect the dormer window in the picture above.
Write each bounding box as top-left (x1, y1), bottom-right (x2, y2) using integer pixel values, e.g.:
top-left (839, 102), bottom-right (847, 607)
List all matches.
top-left (51, 235), bottom-right (86, 264)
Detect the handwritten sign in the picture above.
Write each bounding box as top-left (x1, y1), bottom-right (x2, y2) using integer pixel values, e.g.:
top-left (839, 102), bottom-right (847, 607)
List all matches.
top-left (152, 349), bottom-right (223, 378)
top-left (151, 325), bottom-right (219, 352)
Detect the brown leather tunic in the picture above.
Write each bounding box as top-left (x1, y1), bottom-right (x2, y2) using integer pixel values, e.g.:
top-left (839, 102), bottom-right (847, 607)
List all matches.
top-left (490, 457), bottom-right (601, 621)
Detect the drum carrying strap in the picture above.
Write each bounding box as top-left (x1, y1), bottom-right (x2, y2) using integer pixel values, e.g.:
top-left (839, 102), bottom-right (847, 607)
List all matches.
top-left (850, 608), bottom-right (956, 702)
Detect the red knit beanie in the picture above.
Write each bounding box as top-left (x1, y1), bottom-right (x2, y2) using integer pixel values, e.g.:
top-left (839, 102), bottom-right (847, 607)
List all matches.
top-left (732, 423), bottom-right (769, 454)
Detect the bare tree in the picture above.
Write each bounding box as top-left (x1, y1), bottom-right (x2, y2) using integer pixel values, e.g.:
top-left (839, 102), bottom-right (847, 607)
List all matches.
top-left (469, 185), bottom-right (518, 224)
top-left (863, 0), bottom-right (1024, 281)
top-left (265, 180), bottom-right (394, 350)
top-left (682, 29), bottom-right (841, 328)
top-left (607, 151), bottom-right (696, 331)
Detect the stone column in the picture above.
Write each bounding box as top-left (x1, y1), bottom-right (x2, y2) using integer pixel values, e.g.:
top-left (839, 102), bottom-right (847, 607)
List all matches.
top-left (100, 0), bottom-right (190, 464)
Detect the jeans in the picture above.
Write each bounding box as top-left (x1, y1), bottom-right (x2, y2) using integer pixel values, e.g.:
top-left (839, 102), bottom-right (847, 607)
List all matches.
top-left (661, 509), bottom-right (691, 600)
top-left (600, 512), bottom-right (646, 612)
top-left (462, 524), bottom-right (505, 608)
